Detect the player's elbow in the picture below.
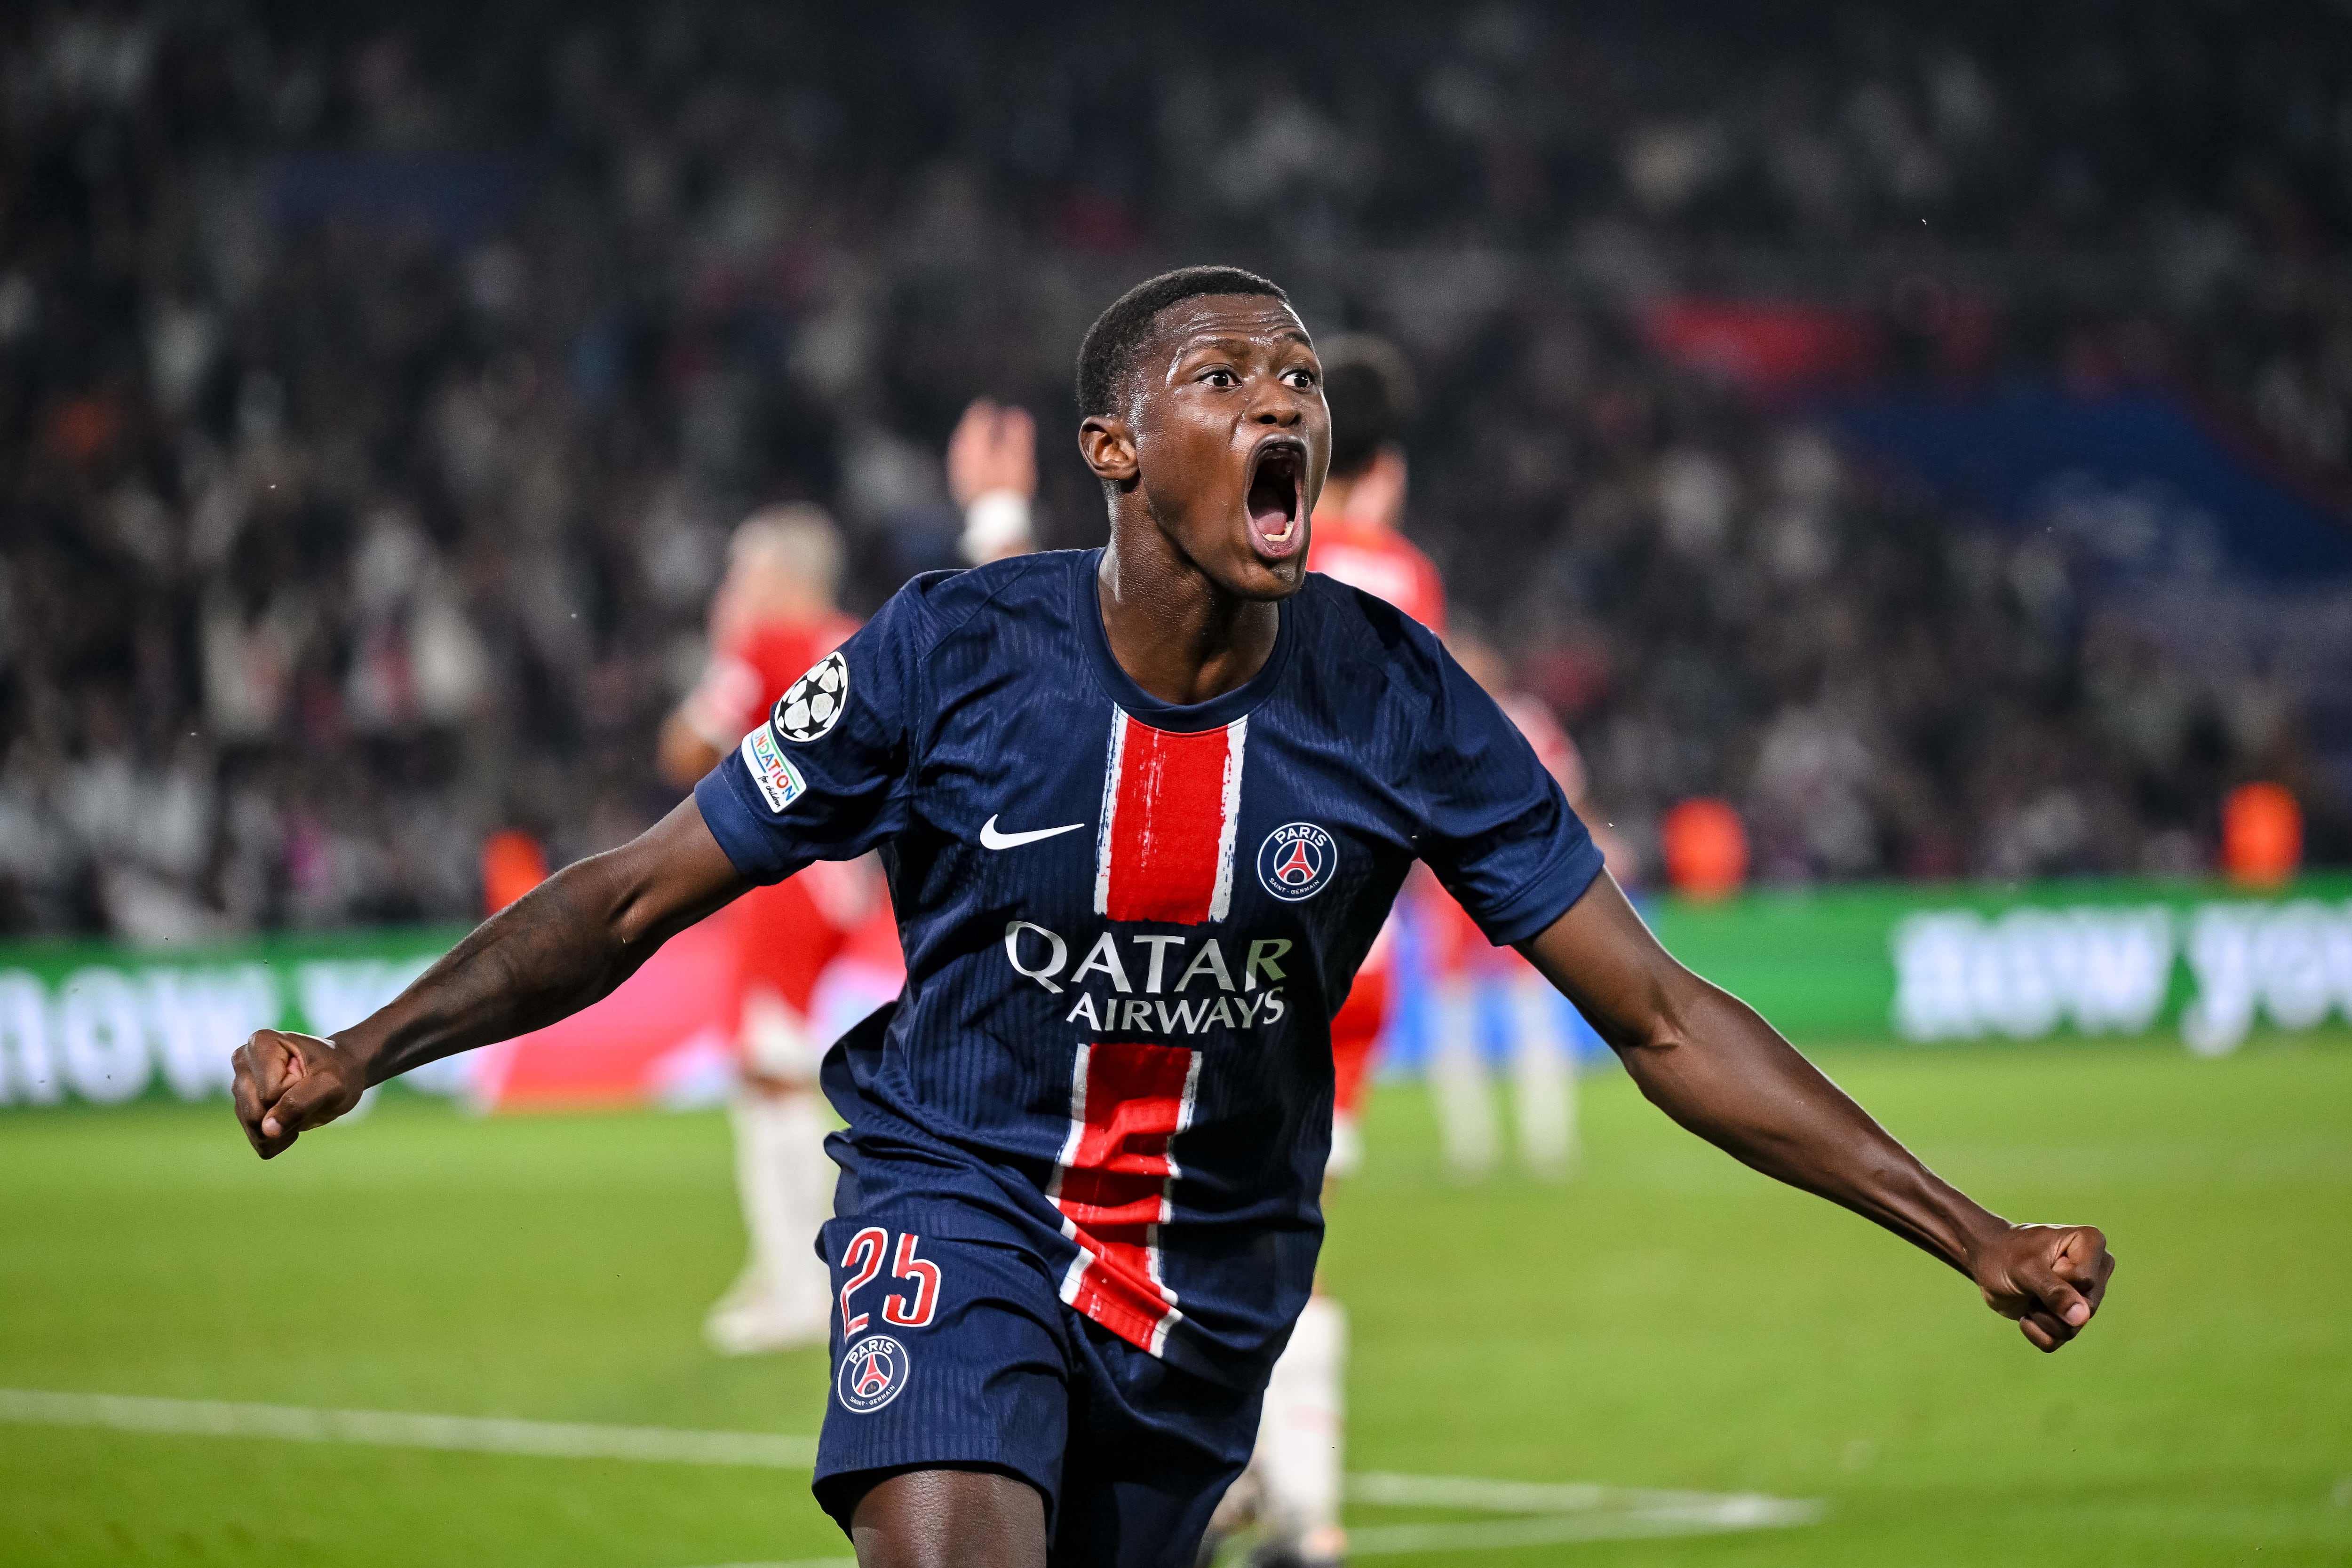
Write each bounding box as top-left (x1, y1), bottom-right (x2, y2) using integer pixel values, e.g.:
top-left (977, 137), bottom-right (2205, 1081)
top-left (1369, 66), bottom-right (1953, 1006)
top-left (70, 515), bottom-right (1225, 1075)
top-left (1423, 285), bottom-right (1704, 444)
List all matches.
top-left (1600, 966), bottom-right (1708, 1061)
top-left (603, 860), bottom-right (676, 952)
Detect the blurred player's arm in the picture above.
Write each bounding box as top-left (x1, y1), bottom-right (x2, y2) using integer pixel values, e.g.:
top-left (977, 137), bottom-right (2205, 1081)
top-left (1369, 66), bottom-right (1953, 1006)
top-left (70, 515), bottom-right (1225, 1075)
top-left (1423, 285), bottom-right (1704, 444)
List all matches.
top-left (661, 647), bottom-right (762, 786)
top-left (657, 710), bottom-right (724, 784)
top-left (232, 797), bottom-right (749, 1159)
top-left (1518, 873), bottom-right (2115, 1354)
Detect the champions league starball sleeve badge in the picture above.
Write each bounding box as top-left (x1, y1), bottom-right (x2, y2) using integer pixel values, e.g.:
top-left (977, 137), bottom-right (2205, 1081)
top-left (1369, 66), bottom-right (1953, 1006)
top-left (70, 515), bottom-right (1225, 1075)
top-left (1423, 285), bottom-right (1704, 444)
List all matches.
top-left (778, 652), bottom-right (850, 743)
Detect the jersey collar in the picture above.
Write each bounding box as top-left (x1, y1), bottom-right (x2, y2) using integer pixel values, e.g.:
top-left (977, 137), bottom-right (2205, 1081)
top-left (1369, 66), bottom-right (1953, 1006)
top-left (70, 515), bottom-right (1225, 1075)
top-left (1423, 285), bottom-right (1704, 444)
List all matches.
top-left (1076, 547), bottom-right (1297, 733)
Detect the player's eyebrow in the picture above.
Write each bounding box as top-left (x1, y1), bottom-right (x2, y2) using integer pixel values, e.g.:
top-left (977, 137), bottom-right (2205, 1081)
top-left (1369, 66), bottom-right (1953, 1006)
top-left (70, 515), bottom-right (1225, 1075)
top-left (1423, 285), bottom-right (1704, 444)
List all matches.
top-left (1171, 329), bottom-right (1316, 362)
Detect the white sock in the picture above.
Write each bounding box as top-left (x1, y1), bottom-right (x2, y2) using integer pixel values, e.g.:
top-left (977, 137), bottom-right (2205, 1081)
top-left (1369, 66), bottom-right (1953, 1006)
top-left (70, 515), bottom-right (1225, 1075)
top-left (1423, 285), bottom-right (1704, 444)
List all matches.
top-left (1327, 1109), bottom-right (1364, 1182)
top-left (1429, 979), bottom-right (1497, 1178)
top-left (1256, 1295), bottom-right (1348, 1558)
top-left (1509, 977), bottom-right (1577, 1177)
top-left (732, 1090), bottom-right (833, 1312)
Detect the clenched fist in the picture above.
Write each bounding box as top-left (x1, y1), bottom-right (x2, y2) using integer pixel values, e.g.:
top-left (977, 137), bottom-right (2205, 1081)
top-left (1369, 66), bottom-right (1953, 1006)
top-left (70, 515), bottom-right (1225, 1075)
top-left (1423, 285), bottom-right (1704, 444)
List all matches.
top-left (231, 1029), bottom-right (368, 1159)
top-left (1971, 1223), bottom-right (2116, 1352)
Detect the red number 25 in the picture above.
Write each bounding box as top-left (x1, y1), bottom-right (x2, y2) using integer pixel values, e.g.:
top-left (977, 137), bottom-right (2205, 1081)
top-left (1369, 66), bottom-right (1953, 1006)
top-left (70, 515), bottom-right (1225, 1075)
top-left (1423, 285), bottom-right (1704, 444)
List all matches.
top-left (839, 1228), bottom-right (942, 1335)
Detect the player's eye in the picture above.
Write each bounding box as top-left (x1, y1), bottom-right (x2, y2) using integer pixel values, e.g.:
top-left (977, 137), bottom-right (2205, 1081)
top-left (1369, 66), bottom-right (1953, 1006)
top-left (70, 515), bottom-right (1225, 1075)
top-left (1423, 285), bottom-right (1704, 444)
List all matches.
top-left (1283, 367), bottom-right (1318, 390)
top-left (1202, 368), bottom-right (1236, 388)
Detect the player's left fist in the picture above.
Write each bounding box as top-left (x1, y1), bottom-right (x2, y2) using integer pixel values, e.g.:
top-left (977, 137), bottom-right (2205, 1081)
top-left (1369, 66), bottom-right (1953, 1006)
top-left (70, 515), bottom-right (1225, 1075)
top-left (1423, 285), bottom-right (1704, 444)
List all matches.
top-left (1971, 1223), bottom-right (2115, 1353)
top-left (231, 1029), bottom-right (367, 1160)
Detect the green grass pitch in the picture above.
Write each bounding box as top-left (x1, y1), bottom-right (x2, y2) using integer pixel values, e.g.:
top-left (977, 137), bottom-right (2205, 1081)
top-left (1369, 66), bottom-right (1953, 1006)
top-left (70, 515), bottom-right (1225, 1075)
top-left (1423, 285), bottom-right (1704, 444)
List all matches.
top-left (2, 1034), bottom-right (2348, 1565)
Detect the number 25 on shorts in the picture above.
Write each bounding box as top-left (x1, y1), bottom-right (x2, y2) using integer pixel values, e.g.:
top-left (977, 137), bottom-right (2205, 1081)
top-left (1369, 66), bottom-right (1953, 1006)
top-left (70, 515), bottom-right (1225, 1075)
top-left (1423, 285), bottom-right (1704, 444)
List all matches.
top-left (839, 1227), bottom-right (942, 1335)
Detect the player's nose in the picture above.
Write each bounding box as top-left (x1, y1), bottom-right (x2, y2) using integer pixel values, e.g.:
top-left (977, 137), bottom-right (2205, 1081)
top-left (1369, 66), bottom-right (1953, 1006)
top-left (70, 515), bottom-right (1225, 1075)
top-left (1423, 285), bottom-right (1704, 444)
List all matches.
top-left (1245, 373), bottom-right (1303, 425)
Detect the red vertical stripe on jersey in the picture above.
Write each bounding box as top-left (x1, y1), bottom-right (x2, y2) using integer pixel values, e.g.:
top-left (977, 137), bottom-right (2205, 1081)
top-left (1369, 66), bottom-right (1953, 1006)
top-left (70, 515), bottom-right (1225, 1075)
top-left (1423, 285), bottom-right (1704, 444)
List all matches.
top-left (1051, 1041), bottom-right (1200, 1355)
top-left (1096, 713), bottom-right (1245, 925)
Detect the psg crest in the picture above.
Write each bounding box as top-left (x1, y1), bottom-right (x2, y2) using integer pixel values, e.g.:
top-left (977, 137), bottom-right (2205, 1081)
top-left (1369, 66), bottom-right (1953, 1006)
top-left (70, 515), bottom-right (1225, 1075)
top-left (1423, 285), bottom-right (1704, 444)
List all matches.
top-left (1257, 822), bottom-right (1336, 902)
top-left (778, 651), bottom-right (850, 743)
top-left (836, 1333), bottom-right (911, 1414)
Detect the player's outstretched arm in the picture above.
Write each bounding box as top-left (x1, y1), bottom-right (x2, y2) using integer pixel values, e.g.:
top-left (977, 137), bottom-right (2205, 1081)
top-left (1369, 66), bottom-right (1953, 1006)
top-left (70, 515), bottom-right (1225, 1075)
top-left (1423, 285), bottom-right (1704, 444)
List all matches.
top-left (1517, 873), bottom-right (2115, 1352)
top-left (231, 797), bottom-right (751, 1160)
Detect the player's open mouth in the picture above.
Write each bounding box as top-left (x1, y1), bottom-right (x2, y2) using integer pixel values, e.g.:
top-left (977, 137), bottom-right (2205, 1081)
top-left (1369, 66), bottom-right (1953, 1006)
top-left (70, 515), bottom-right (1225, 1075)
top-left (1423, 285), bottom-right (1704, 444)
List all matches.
top-left (1245, 439), bottom-right (1306, 560)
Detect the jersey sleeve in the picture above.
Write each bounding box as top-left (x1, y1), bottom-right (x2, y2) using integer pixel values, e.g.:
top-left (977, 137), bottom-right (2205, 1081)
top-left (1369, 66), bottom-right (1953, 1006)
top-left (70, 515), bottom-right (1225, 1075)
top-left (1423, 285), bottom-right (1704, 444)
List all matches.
top-left (693, 587), bottom-right (927, 885)
top-left (1410, 645), bottom-right (1605, 946)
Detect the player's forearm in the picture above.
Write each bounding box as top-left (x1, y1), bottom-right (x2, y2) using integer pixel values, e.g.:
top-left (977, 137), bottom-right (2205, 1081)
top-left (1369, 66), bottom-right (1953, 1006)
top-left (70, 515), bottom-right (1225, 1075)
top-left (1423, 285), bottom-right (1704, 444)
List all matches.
top-left (1519, 877), bottom-right (2008, 1275)
top-left (336, 863), bottom-right (637, 1083)
top-left (338, 799), bottom-right (748, 1084)
top-left (1617, 980), bottom-right (2006, 1275)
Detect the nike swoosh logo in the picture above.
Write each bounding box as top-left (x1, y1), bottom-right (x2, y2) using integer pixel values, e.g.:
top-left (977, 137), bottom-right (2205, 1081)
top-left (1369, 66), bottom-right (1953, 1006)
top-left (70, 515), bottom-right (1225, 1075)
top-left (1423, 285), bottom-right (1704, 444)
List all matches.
top-left (979, 815), bottom-right (1087, 851)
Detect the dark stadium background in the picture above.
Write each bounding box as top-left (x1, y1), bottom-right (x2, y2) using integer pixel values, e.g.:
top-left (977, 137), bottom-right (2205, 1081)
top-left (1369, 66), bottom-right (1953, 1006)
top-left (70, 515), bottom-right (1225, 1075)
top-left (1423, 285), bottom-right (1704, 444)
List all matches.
top-left (5, 0), bottom-right (2350, 937)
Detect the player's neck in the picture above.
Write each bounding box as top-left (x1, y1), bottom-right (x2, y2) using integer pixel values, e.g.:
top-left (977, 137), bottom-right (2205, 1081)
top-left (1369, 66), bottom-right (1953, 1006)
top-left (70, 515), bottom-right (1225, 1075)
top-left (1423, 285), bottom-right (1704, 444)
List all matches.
top-left (1097, 530), bottom-right (1281, 708)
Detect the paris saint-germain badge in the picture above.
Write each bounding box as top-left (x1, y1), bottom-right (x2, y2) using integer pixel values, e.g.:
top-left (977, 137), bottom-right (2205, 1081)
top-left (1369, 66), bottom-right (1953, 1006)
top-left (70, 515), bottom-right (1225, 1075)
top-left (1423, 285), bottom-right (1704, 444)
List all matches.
top-left (836, 1333), bottom-right (911, 1414)
top-left (1256, 822), bottom-right (1336, 902)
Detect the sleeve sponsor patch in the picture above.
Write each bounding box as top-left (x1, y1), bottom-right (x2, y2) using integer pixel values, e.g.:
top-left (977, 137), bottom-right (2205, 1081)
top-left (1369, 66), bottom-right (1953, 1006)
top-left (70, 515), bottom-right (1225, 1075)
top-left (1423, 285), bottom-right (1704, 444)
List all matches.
top-left (741, 721), bottom-right (809, 814)
top-left (777, 651), bottom-right (850, 743)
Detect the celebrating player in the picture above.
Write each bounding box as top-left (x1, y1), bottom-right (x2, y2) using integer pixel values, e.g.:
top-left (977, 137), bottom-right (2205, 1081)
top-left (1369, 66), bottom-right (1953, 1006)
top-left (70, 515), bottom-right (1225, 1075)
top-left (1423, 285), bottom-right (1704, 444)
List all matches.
top-left (234, 267), bottom-right (2114, 1568)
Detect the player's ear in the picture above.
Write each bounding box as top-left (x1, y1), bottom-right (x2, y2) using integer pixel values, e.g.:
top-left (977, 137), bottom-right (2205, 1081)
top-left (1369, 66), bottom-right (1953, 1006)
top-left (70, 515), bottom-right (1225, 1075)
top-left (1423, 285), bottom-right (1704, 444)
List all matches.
top-left (1078, 414), bottom-right (1138, 486)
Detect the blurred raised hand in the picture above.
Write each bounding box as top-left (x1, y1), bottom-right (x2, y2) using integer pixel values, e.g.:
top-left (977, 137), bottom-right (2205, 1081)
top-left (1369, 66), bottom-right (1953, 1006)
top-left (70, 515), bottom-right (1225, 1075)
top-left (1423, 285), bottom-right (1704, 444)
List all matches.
top-left (949, 399), bottom-right (1040, 564)
top-left (947, 398), bottom-right (1037, 508)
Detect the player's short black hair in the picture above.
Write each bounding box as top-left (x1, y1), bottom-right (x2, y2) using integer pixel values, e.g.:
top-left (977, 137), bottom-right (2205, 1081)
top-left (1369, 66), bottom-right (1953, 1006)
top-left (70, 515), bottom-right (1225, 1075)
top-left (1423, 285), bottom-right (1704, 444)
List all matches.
top-left (1075, 265), bottom-right (1291, 418)
top-left (1319, 334), bottom-right (1415, 479)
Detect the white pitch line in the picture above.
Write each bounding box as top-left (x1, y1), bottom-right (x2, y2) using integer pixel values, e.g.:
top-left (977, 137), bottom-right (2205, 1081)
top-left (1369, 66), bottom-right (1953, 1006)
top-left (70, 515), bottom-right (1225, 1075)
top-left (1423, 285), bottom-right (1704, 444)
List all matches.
top-left (0, 1388), bottom-right (818, 1469)
top-left (1342, 1469), bottom-right (1821, 1555)
top-left (1352, 1470), bottom-right (1687, 1512)
top-left (1347, 1497), bottom-right (1823, 1555)
top-left (0, 1388), bottom-right (1821, 1557)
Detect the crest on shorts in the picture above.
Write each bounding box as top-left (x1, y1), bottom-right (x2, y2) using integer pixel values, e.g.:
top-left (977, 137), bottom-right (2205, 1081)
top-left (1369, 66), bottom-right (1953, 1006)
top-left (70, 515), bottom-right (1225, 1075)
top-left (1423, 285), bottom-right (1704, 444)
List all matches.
top-left (1256, 822), bottom-right (1336, 902)
top-left (777, 651), bottom-right (850, 743)
top-left (836, 1333), bottom-right (911, 1414)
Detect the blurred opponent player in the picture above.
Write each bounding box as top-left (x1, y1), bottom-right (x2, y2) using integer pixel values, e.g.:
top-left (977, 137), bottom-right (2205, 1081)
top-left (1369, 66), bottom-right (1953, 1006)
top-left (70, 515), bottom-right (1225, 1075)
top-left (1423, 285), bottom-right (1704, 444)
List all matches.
top-left (1299, 336), bottom-right (1443, 1179)
top-left (804, 399), bottom-right (1042, 1046)
top-left (1429, 633), bottom-right (1633, 1181)
top-left (1223, 335), bottom-right (1440, 1568)
top-left (665, 405), bottom-right (1040, 1354)
top-left (1241, 342), bottom-right (1628, 1564)
top-left (660, 506), bottom-right (874, 1353)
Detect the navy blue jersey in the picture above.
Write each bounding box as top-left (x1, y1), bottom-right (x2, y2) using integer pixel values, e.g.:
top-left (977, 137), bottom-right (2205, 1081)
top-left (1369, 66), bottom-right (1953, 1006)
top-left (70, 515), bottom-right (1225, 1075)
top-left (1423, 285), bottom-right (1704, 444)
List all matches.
top-left (697, 548), bottom-right (1602, 1386)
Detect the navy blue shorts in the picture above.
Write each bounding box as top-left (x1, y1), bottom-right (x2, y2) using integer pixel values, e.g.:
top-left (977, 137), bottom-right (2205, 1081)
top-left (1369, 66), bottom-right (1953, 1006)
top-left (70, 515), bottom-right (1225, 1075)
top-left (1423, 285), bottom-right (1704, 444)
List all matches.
top-left (811, 1217), bottom-right (1260, 1568)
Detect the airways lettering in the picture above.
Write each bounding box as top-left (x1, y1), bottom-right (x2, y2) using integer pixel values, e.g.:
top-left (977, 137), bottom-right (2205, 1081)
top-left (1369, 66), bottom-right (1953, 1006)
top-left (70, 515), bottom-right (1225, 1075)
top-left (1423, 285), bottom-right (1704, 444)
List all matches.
top-left (1062, 987), bottom-right (1284, 1037)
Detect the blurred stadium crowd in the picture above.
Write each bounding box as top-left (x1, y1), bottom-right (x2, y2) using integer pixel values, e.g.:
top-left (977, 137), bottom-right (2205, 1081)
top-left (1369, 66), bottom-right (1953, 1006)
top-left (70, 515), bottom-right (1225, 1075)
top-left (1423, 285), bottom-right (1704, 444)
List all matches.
top-left (3, 1), bottom-right (2349, 936)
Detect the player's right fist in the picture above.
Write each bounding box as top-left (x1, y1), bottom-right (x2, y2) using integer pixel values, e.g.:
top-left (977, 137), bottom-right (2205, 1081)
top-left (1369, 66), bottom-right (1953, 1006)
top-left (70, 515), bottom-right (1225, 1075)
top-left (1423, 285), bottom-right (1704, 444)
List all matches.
top-left (1970, 1221), bottom-right (2116, 1353)
top-left (231, 1029), bottom-right (366, 1160)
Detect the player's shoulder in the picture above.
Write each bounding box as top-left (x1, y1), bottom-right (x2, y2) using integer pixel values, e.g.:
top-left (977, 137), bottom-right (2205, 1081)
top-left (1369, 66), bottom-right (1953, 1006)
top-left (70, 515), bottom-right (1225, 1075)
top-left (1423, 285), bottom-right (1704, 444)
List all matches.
top-left (879, 550), bottom-right (1076, 648)
top-left (1294, 571), bottom-right (1449, 686)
